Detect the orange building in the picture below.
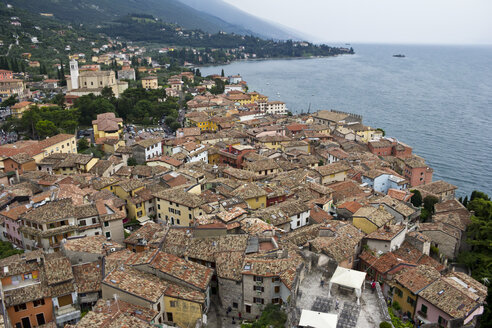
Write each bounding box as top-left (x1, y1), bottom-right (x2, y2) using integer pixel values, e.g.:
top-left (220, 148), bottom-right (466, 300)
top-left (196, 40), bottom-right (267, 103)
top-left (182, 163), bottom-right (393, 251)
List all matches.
top-left (3, 153), bottom-right (36, 174)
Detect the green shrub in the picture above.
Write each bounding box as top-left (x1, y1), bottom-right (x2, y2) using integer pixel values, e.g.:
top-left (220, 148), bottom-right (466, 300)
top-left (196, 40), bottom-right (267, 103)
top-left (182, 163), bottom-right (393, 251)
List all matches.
top-left (380, 322), bottom-right (392, 328)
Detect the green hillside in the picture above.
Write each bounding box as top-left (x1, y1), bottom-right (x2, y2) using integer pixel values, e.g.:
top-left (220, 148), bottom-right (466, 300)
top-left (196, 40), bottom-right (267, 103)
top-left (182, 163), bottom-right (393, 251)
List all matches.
top-left (6, 0), bottom-right (254, 35)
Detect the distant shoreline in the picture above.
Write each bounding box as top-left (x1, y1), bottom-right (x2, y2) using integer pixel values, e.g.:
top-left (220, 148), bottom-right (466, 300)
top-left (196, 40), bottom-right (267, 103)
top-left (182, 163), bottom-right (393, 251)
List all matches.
top-left (196, 53), bottom-right (354, 68)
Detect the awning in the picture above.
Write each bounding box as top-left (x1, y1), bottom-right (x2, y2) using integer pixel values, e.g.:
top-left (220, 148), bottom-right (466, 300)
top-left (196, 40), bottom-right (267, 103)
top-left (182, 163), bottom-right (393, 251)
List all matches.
top-left (299, 310), bottom-right (338, 328)
top-left (328, 266), bottom-right (367, 305)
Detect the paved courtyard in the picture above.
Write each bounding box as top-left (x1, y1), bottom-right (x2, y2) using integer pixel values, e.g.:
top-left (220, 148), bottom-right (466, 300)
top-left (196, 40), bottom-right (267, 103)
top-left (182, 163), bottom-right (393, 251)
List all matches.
top-left (295, 270), bottom-right (383, 328)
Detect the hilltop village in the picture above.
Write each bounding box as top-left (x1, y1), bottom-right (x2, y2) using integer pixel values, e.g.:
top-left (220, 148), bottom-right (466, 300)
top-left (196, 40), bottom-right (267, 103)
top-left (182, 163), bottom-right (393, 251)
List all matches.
top-left (0, 55), bottom-right (487, 328)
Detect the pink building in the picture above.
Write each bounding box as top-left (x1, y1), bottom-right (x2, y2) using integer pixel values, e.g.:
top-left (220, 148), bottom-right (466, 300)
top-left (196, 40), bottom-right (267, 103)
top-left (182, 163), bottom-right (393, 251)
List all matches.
top-left (0, 205), bottom-right (28, 247)
top-left (415, 273), bottom-right (486, 327)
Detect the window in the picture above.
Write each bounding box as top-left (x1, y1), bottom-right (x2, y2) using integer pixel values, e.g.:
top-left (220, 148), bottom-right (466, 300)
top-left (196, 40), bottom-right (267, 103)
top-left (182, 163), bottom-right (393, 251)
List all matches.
top-left (272, 298), bottom-right (280, 304)
top-left (274, 286), bottom-right (280, 293)
top-left (176, 219), bottom-right (180, 225)
top-left (246, 305), bottom-right (251, 313)
top-left (157, 204), bottom-right (161, 210)
top-left (79, 220), bottom-right (86, 226)
top-left (407, 296), bottom-right (415, 306)
top-left (438, 316), bottom-right (447, 327)
top-left (233, 302), bottom-right (238, 308)
top-left (253, 286), bottom-right (264, 292)
top-left (420, 304), bottom-right (428, 314)
top-left (92, 218), bottom-right (97, 224)
top-left (104, 221), bottom-right (109, 227)
top-left (272, 277), bottom-right (280, 282)
top-left (254, 276), bottom-right (263, 283)
top-left (105, 232), bottom-right (111, 238)
top-left (394, 288), bottom-right (403, 298)
top-left (170, 301), bottom-right (177, 308)
top-left (253, 297), bottom-right (264, 304)
top-left (33, 299), bottom-right (45, 307)
top-left (14, 303), bottom-right (27, 312)
top-left (157, 303), bottom-right (161, 312)
top-left (137, 211), bottom-right (142, 217)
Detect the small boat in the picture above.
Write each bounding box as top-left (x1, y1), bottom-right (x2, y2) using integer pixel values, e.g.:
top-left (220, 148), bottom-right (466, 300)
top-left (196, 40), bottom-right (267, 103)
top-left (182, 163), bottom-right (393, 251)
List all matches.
top-left (393, 54), bottom-right (405, 58)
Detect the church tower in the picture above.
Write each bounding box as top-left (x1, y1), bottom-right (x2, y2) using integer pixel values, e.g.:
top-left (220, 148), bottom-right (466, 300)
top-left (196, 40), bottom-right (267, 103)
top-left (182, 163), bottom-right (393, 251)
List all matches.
top-left (69, 59), bottom-right (79, 90)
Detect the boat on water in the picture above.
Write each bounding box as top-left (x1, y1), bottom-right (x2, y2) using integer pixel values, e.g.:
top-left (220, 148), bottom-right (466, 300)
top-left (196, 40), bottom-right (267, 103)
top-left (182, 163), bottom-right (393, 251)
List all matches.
top-left (393, 54), bottom-right (406, 58)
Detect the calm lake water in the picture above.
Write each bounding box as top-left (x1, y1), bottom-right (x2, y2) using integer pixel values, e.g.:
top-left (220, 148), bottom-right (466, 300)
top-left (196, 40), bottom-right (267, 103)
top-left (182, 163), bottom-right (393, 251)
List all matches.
top-left (201, 44), bottom-right (492, 198)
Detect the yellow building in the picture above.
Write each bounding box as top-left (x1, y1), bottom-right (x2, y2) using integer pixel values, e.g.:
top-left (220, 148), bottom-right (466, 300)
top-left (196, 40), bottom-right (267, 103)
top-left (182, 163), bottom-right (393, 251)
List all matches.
top-left (392, 265), bottom-right (441, 318)
top-left (226, 92), bottom-right (252, 106)
top-left (247, 92), bottom-right (268, 103)
top-left (186, 113), bottom-right (217, 132)
top-left (92, 112), bottom-right (123, 142)
top-left (316, 162), bottom-right (350, 185)
top-left (153, 187), bottom-right (206, 226)
top-left (113, 180), bottom-right (146, 220)
top-left (142, 76), bottom-right (159, 89)
top-left (10, 101), bottom-right (33, 119)
top-left (231, 183), bottom-right (267, 209)
top-left (353, 125), bottom-right (384, 143)
top-left (257, 135), bottom-right (292, 150)
top-left (164, 294), bottom-right (204, 328)
top-left (50, 154), bottom-right (99, 175)
top-left (352, 206), bottom-right (395, 234)
top-left (207, 147), bottom-right (220, 165)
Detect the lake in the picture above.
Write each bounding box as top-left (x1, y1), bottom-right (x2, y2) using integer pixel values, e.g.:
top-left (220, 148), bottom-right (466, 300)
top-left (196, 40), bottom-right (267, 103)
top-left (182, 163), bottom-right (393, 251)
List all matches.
top-left (200, 44), bottom-right (492, 198)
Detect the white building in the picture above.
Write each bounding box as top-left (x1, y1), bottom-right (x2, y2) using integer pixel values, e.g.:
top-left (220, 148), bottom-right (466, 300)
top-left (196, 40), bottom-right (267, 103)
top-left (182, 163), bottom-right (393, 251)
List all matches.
top-left (258, 101), bottom-right (287, 115)
top-left (228, 74), bottom-right (243, 84)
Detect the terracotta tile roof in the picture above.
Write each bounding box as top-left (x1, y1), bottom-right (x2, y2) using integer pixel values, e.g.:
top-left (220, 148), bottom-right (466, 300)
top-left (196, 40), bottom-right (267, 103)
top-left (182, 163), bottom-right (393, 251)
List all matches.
top-left (310, 222), bottom-right (364, 263)
top-left (0, 204), bottom-right (29, 221)
top-left (433, 211), bottom-right (471, 232)
top-left (161, 228), bottom-right (192, 257)
top-left (73, 261), bottom-right (102, 293)
top-left (317, 162), bottom-right (350, 176)
top-left (164, 282), bottom-right (206, 304)
top-left (92, 112), bottom-right (122, 132)
top-left (145, 251), bottom-right (213, 291)
top-left (232, 182), bottom-right (267, 200)
top-left (418, 277), bottom-right (481, 319)
top-left (63, 235), bottom-right (123, 254)
top-left (281, 224), bottom-right (322, 246)
top-left (44, 253), bottom-right (74, 285)
top-left (416, 180), bottom-right (457, 195)
top-left (353, 206), bottom-right (394, 228)
top-left (133, 138), bottom-right (161, 149)
top-left (103, 265), bottom-right (167, 303)
top-left (365, 224), bottom-right (405, 241)
top-left (21, 198), bottom-right (75, 224)
top-left (337, 201), bottom-right (363, 214)
top-left (92, 298), bottom-right (158, 323)
top-left (395, 265), bottom-right (441, 294)
top-left (215, 251), bottom-right (245, 281)
top-left (9, 152), bottom-right (34, 164)
top-left (124, 222), bottom-right (168, 246)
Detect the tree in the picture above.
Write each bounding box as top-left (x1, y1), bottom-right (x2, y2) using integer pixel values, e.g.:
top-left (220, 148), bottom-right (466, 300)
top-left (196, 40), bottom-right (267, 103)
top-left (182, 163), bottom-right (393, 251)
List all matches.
top-left (127, 157), bottom-right (138, 166)
top-left (423, 195), bottom-right (439, 214)
top-left (247, 304), bottom-right (286, 328)
top-left (221, 68), bottom-right (225, 77)
top-left (1, 95), bottom-right (18, 107)
top-left (169, 121), bottom-right (181, 131)
top-left (59, 59), bottom-right (67, 86)
top-left (376, 128), bottom-right (386, 136)
top-left (0, 240), bottom-right (23, 259)
top-left (101, 86), bottom-right (115, 100)
top-left (410, 189), bottom-right (422, 207)
top-left (77, 138), bottom-right (89, 152)
top-left (470, 190), bottom-right (490, 202)
top-left (35, 120), bottom-right (58, 138)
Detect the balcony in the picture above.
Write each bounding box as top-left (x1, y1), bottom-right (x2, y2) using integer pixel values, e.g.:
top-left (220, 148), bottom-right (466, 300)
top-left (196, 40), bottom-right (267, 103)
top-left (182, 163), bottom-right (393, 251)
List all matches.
top-left (3, 279), bottom-right (40, 292)
top-left (417, 310), bottom-right (427, 319)
top-left (55, 304), bottom-right (81, 326)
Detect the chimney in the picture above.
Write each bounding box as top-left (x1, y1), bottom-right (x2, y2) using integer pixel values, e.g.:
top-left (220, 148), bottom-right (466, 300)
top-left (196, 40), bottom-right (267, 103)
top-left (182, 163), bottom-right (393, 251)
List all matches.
top-left (15, 169), bottom-right (20, 183)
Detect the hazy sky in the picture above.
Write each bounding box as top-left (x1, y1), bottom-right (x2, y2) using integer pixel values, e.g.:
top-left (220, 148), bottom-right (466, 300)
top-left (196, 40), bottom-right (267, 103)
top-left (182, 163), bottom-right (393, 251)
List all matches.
top-left (223, 0), bottom-right (492, 45)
